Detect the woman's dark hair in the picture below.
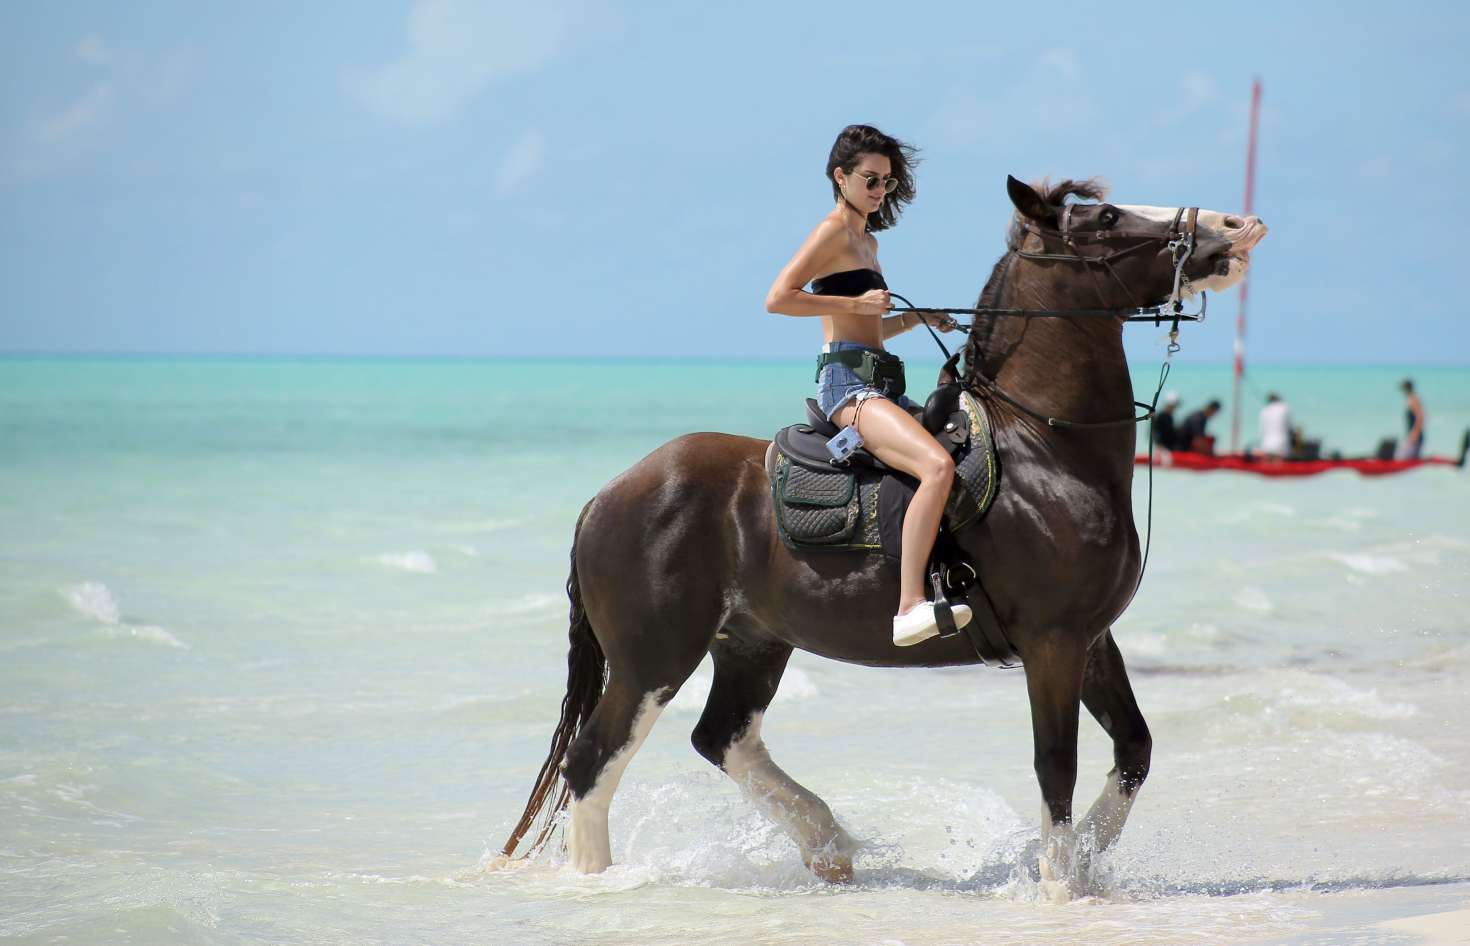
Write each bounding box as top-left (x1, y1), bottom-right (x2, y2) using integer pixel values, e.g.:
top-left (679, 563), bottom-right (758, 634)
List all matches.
top-left (826, 124), bottom-right (919, 233)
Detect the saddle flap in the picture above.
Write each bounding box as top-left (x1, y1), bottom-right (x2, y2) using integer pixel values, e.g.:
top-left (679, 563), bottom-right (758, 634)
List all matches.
top-left (779, 456), bottom-right (856, 507)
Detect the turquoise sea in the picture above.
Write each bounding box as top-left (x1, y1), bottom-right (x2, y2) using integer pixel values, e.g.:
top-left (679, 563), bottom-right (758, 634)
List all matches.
top-left (2, 356), bottom-right (1467, 945)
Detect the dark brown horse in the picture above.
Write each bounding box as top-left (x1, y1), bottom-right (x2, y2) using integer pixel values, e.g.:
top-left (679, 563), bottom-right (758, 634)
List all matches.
top-left (498, 176), bottom-right (1267, 898)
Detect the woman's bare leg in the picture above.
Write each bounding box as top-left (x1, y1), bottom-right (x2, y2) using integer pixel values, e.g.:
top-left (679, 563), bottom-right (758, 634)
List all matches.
top-left (831, 396), bottom-right (954, 612)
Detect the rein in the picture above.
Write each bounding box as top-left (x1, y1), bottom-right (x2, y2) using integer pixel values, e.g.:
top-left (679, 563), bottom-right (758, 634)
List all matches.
top-left (890, 205), bottom-right (1203, 430)
top-left (890, 205), bottom-right (1203, 602)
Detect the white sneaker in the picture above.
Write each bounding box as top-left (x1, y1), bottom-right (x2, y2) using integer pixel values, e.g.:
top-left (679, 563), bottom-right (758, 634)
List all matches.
top-left (892, 601), bottom-right (973, 647)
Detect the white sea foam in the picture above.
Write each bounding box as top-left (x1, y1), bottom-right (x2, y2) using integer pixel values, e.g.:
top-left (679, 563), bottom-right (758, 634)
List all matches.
top-left (62, 583), bottom-right (188, 649)
top-left (1233, 586), bottom-right (1274, 613)
top-left (436, 517), bottom-right (532, 535)
top-left (667, 663), bottom-right (820, 716)
top-left (99, 624), bottom-right (189, 650)
top-left (486, 593), bottom-right (562, 618)
top-left (65, 582), bottom-right (120, 624)
top-left (1273, 674), bottom-right (1418, 720)
top-left (1328, 553), bottom-right (1409, 575)
top-left (375, 551), bottom-right (437, 573)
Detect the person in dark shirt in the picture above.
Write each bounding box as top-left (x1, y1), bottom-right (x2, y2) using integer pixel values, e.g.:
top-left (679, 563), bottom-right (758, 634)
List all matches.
top-left (1153, 391), bottom-right (1181, 450)
top-left (1178, 399), bottom-right (1222, 454)
top-left (1399, 379), bottom-right (1427, 459)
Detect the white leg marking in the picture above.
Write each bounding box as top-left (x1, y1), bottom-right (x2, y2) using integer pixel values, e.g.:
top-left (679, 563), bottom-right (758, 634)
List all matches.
top-left (1078, 769), bottom-right (1138, 854)
top-left (723, 711), bottom-right (855, 880)
top-left (565, 690), bottom-right (668, 874)
top-left (1038, 806), bottom-right (1081, 903)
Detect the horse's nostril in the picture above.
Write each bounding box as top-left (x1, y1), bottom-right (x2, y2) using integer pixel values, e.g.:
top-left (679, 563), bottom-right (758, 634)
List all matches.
top-left (1216, 259), bottom-right (1231, 276)
top-left (1225, 216), bottom-right (1243, 229)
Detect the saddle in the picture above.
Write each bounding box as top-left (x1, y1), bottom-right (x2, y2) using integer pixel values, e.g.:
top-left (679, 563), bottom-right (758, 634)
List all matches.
top-left (765, 385), bottom-right (997, 553)
top-left (764, 383), bottom-right (1019, 667)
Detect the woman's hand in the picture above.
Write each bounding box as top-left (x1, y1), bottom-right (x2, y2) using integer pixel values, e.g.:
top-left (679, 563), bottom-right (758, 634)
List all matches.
top-left (936, 315), bottom-right (960, 333)
top-left (853, 289), bottom-right (891, 315)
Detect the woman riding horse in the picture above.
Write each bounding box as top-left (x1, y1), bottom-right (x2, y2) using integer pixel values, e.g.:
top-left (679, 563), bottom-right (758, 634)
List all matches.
top-left (498, 167), bottom-right (1266, 895)
top-left (765, 124), bottom-right (964, 647)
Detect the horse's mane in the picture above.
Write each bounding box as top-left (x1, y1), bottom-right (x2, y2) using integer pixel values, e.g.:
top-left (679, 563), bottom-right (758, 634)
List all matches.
top-left (1003, 177), bottom-right (1108, 250)
top-left (969, 177), bottom-right (1110, 374)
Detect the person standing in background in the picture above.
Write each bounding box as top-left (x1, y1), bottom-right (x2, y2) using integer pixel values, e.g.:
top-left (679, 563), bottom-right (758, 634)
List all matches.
top-left (1399, 379), bottom-right (1427, 459)
top-left (1258, 392), bottom-right (1292, 460)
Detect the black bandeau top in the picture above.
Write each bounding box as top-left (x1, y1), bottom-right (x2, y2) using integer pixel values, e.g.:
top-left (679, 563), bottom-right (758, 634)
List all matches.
top-left (810, 268), bottom-right (886, 297)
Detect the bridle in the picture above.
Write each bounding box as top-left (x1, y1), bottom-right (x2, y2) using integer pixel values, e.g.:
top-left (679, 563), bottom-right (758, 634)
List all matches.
top-left (890, 205), bottom-right (1207, 603)
top-left (891, 204), bottom-right (1205, 430)
top-left (1015, 204), bottom-right (1202, 332)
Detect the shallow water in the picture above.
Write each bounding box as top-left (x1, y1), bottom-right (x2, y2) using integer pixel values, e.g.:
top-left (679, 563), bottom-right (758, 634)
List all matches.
top-left (2, 357), bottom-right (1467, 944)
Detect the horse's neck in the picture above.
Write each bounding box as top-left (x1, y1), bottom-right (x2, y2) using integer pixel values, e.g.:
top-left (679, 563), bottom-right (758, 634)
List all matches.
top-left (971, 266), bottom-right (1136, 428)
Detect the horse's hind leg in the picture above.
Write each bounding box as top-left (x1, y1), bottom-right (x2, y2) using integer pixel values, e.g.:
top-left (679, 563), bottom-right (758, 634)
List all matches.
top-left (563, 675), bottom-right (679, 873)
top-left (1077, 628), bottom-right (1152, 855)
top-left (690, 639), bottom-right (856, 882)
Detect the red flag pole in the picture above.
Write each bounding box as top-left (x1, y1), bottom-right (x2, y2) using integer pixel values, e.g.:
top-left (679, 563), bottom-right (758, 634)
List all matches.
top-left (1231, 78), bottom-right (1262, 454)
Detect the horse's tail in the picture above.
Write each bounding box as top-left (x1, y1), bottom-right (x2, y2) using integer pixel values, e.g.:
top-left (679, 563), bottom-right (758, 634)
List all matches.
top-left (499, 501), bottom-right (607, 860)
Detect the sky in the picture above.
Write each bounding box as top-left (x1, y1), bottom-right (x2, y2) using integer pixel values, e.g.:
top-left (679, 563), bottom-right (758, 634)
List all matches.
top-left (3, 1), bottom-right (1468, 364)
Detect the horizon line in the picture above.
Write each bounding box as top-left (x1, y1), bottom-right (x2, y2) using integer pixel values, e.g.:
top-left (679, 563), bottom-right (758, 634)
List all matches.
top-left (1, 350), bottom-right (1468, 369)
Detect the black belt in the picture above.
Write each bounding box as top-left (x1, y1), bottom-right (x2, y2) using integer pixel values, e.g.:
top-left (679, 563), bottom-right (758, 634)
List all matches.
top-left (815, 348), bottom-right (906, 398)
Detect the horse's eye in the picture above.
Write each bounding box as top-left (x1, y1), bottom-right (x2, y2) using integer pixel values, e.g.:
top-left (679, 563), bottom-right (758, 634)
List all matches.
top-left (1099, 208), bottom-right (1119, 227)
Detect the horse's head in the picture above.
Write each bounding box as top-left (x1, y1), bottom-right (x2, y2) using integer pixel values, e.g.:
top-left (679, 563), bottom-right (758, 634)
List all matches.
top-left (1004, 176), bottom-right (1267, 307)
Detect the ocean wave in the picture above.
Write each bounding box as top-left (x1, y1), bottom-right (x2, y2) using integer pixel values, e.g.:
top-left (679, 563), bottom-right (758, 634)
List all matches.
top-left (485, 593), bottom-right (563, 618)
top-left (1232, 586), bottom-right (1274, 613)
top-left (98, 624), bottom-right (189, 649)
top-left (1273, 674), bottom-right (1418, 720)
top-left (435, 517), bottom-right (534, 535)
top-left (375, 551), bottom-right (437, 573)
top-left (65, 581), bottom-right (120, 624)
top-left (666, 664), bottom-right (821, 716)
top-left (1328, 553), bottom-right (1409, 575)
top-left (61, 583), bottom-right (188, 649)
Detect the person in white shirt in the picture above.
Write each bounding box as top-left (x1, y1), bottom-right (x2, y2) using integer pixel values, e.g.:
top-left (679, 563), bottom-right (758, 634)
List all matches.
top-left (1258, 392), bottom-right (1292, 459)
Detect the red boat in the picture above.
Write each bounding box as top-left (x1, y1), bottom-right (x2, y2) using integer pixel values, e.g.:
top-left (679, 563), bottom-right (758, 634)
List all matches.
top-left (1135, 430), bottom-right (1469, 477)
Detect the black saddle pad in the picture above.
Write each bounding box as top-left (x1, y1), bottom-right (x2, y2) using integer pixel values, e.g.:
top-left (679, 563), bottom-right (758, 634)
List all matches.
top-left (767, 391), bottom-right (999, 554)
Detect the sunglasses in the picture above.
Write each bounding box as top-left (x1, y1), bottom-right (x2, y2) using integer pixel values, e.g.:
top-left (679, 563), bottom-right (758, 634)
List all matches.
top-left (853, 171), bottom-right (899, 194)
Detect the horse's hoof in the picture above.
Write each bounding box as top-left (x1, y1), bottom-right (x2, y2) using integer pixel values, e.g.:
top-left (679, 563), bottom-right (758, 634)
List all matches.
top-left (1039, 877), bottom-right (1074, 905)
top-left (807, 854), bottom-right (854, 884)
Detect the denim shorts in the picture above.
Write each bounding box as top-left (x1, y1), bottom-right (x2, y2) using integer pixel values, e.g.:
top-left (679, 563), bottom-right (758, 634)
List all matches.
top-left (815, 341), bottom-right (915, 422)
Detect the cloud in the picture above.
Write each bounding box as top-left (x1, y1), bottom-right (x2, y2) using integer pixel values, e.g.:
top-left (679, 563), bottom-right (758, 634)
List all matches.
top-left (34, 81), bottom-right (115, 145)
top-left (344, 0), bottom-right (569, 125)
top-left (75, 33), bottom-right (111, 66)
top-left (494, 130), bottom-right (545, 198)
top-left (13, 79), bottom-right (116, 175)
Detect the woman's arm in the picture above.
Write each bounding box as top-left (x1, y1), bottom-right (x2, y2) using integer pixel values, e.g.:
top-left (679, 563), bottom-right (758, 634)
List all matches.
top-left (764, 220), bottom-right (887, 317)
top-left (880, 312), bottom-right (916, 340)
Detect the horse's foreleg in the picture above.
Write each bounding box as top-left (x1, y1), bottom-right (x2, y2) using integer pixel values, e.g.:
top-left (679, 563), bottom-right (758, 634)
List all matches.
top-left (563, 678), bottom-right (674, 873)
top-left (1078, 628), bottom-right (1151, 855)
top-left (1023, 632), bottom-right (1088, 901)
top-left (691, 640), bottom-right (856, 883)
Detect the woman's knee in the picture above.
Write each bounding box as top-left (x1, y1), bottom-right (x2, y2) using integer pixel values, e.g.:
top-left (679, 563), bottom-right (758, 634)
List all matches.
top-left (918, 449), bottom-right (955, 484)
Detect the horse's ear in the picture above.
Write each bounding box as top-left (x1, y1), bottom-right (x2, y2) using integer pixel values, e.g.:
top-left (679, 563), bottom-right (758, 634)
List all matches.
top-left (1007, 175), bottom-right (1057, 228)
